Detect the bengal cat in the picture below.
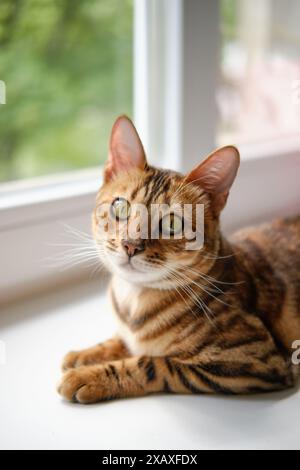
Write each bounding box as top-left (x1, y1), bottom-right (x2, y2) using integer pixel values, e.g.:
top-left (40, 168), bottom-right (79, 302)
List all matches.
top-left (58, 116), bottom-right (300, 403)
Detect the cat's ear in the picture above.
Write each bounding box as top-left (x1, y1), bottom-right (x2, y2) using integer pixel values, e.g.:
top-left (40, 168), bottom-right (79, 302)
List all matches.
top-left (104, 115), bottom-right (147, 183)
top-left (185, 146), bottom-right (240, 213)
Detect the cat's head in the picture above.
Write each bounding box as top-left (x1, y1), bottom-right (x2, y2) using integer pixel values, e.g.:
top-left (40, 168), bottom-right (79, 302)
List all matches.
top-left (93, 116), bottom-right (239, 288)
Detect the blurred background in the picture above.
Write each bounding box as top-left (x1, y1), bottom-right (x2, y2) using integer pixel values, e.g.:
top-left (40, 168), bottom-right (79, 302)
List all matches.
top-left (218, 0), bottom-right (300, 146)
top-left (1, 0), bottom-right (300, 182)
top-left (0, 0), bottom-right (133, 181)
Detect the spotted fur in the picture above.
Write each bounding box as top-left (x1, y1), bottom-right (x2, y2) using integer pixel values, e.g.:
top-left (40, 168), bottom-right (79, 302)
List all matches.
top-left (58, 117), bottom-right (300, 403)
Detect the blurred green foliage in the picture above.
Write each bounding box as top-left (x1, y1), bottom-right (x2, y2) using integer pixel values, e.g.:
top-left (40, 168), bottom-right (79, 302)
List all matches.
top-left (0, 0), bottom-right (133, 182)
top-left (221, 0), bottom-right (237, 41)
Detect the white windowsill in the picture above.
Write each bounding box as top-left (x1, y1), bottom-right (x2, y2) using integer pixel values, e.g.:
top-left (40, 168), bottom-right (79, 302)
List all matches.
top-left (0, 167), bottom-right (101, 230)
top-left (0, 277), bottom-right (299, 450)
top-left (239, 136), bottom-right (300, 162)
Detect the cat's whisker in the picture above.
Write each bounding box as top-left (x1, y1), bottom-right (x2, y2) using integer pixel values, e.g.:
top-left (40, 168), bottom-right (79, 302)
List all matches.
top-left (168, 271), bottom-right (217, 327)
top-left (165, 266), bottom-right (217, 323)
top-left (52, 255), bottom-right (101, 267)
top-left (60, 223), bottom-right (95, 242)
top-left (184, 264), bottom-right (243, 286)
top-left (47, 242), bottom-right (97, 250)
top-left (52, 246), bottom-right (100, 257)
top-left (158, 266), bottom-right (207, 320)
top-left (176, 269), bottom-right (232, 309)
top-left (199, 270), bottom-right (244, 286)
top-left (45, 246), bottom-right (104, 263)
top-left (42, 222), bottom-right (107, 270)
top-left (142, 260), bottom-right (217, 326)
top-left (165, 270), bottom-right (214, 321)
top-left (202, 252), bottom-right (235, 261)
top-left (46, 254), bottom-right (102, 270)
top-left (89, 261), bottom-right (107, 279)
top-left (171, 264), bottom-right (227, 299)
top-left (179, 266), bottom-right (226, 295)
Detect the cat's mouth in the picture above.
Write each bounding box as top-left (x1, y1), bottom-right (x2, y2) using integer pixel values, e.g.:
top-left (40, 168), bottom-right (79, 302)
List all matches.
top-left (119, 260), bottom-right (142, 272)
top-left (105, 254), bottom-right (169, 285)
top-left (104, 248), bottom-right (166, 282)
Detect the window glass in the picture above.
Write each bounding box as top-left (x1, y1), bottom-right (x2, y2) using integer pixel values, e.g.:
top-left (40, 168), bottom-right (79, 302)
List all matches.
top-left (218, 0), bottom-right (300, 146)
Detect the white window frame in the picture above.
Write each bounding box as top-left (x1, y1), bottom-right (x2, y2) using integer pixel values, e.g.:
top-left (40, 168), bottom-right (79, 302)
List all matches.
top-left (1, 0), bottom-right (300, 306)
top-left (134, 0), bottom-right (220, 172)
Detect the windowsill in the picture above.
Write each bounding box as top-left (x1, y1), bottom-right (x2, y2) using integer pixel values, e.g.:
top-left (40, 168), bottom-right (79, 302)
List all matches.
top-left (0, 277), bottom-right (299, 450)
top-left (0, 167), bottom-right (101, 230)
top-left (239, 136), bottom-right (300, 162)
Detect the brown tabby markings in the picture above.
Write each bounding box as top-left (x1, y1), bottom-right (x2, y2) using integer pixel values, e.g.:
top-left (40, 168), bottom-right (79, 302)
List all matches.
top-left (58, 117), bottom-right (300, 404)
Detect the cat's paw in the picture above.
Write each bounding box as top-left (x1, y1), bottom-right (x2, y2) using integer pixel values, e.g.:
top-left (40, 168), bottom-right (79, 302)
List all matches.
top-left (57, 365), bottom-right (112, 404)
top-left (61, 348), bottom-right (104, 371)
top-left (62, 350), bottom-right (87, 371)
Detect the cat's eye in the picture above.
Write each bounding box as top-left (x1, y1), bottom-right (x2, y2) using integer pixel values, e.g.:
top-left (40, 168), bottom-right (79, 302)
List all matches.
top-left (161, 213), bottom-right (183, 236)
top-left (110, 197), bottom-right (131, 221)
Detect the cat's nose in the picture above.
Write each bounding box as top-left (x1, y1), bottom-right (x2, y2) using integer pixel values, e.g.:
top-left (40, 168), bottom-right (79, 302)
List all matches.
top-left (122, 239), bottom-right (145, 258)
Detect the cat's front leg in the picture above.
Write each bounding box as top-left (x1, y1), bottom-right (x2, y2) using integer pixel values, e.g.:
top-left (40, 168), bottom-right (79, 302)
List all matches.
top-left (61, 337), bottom-right (130, 371)
top-left (58, 350), bottom-right (294, 403)
top-left (58, 356), bottom-right (166, 403)
top-left (57, 355), bottom-right (214, 403)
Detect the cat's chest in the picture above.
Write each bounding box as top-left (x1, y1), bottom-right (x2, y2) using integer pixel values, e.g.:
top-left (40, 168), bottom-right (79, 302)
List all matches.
top-left (111, 276), bottom-right (140, 315)
top-left (110, 277), bottom-right (169, 356)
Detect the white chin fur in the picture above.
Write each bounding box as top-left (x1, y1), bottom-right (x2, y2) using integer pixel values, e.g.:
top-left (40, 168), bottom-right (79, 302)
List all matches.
top-left (112, 263), bottom-right (165, 285)
top-left (111, 265), bottom-right (178, 290)
top-left (102, 252), bottom-right (167, 286)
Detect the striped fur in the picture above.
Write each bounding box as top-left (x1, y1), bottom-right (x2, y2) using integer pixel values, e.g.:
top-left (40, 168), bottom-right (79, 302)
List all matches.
top-left (58, 120), bottom-right (300, 404)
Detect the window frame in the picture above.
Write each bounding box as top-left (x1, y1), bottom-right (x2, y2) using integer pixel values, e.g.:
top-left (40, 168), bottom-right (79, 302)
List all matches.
top-left (1, 0), bottom-right (300, 306)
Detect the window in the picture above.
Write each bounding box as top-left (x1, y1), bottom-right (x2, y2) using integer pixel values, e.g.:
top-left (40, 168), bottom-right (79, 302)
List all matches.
top-left (218, 0), bottom-right (300, 147)
top-left (1, 0), bottom-right (299, 306)
top-left (0, 0), bottom-right (133, 182)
